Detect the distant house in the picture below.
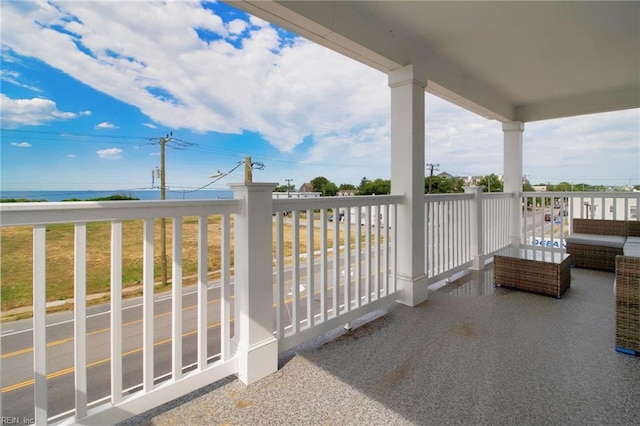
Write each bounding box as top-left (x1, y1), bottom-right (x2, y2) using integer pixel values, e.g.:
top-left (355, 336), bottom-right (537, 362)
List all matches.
top-left (463, 175), bottom-right (485, 186)
top-left (299, 183), bottom-right (314, 192)
top-left (337, 189), bottom-right (357, 197)
top-left (272, 191), bottom-right (320, 199)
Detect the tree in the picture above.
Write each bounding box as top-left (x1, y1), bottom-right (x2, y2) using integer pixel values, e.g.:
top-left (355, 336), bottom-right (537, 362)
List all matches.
top-left (424, 175), bottom-right (464, 194)
top-left (311, 176), bottom-right (330, 193)
top-left (522, 181), bottom-right (535, 192)
top-left (477, 174), bottom-right (503, 192)
top-left (554, 182), bottom-right (573, 192)
top-left (359, 177), bottom-right (369, 191)
top-left (339, 183), bottom-right (356, 191)
top-left (359, 178), bottom-right (391, 195)
top-left (322, 182), bottom-right (339, 196)
top-left (275, 183), bottom-right (294, 192)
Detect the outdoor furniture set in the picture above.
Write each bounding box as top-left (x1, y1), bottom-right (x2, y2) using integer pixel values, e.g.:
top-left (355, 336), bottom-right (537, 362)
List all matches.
top-left (563, 218), bottom-right (639, 356)
top-left (565, 218), bottom-right (640, 272)
top-left (494, 247), bottom-right (571, 299)
top-left (494, 218), bottom-right (639, 356)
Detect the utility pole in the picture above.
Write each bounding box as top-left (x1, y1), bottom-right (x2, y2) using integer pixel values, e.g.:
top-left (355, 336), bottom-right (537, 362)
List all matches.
top-left (426, 163), bottom-right (440, 194)
top-left (285, 178), bottom-right (293, 198)
top-left (150, 132), bottom-right (194, 286)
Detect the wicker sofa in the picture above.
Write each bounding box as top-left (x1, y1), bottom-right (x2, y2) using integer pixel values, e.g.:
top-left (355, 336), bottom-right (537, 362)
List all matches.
top-left (615, 255), bottom-right (640, 355)
top-left (565, 219), bottom-right (640, 272)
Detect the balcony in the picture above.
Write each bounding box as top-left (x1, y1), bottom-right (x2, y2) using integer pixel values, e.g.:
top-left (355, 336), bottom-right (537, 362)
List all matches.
top-left (1, 190), bottom-right (638, 425)
top-left (137, 266), bottom-right (640, 425)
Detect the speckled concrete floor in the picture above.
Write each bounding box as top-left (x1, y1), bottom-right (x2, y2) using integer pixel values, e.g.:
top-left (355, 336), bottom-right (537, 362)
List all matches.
top-left (121, 267), bottom-right (639, 425)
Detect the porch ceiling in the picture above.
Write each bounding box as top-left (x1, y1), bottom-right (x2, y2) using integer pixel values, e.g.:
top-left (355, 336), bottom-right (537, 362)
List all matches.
top-left (231, 1), bottom-right (640, 122)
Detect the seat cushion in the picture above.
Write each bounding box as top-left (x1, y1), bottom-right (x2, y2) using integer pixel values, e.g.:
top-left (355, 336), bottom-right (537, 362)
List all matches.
top-left (625, 236), bottom-right (640, 244)
top-left (565, 233), bottom-right (626, 248)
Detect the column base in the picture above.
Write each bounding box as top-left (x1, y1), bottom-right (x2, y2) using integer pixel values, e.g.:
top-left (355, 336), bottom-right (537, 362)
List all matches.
top-left (397, 274), bottom-right (429, 307)
top-left (234, 336), bottom-right (278, 385)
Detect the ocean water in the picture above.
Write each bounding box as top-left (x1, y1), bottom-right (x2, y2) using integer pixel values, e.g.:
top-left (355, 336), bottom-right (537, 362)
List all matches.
top-left (0, 189), bottom-right (233, 202)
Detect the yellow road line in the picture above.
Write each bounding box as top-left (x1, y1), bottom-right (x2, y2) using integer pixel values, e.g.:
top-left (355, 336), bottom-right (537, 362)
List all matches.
top-left (1, 321), bottom-right (224, 393)
top-left (1, 285), bottom-right (337, 393)
top-left (0, 295), bottom-right (227, 360)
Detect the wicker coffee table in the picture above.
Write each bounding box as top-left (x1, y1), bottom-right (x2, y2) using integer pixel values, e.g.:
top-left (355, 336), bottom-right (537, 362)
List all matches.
top-left (494, 247), bottom-right (571, 298)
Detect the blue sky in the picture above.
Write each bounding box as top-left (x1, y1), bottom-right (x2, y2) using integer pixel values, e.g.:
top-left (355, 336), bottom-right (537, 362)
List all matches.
top-left (1, 0), bottom-right (639, 193)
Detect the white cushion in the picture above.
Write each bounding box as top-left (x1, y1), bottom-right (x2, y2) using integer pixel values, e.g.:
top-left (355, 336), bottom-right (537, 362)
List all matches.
top-left (565, 233), bottom-right (626, 249)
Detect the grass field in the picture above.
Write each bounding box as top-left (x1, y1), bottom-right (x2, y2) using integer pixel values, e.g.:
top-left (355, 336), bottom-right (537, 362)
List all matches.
top-left (1, 215), bottom-right (334, 312)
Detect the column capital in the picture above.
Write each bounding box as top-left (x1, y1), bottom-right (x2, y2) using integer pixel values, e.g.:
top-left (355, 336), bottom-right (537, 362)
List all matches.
top-left (228, 182), bottom-right (278, 192)
top-left (502, 121), bottom-right (525, 133)
top-left (388, 64), bottom-right (428, 89)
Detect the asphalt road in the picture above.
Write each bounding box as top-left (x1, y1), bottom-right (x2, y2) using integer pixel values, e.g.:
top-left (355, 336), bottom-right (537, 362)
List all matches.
top-left (1, 253), bottom-right (372, 421)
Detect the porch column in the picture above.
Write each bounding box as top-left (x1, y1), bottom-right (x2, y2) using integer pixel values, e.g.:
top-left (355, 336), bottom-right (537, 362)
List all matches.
top-left (503, 121), bottom-right (525, 246)
top-left (229, 182), bottom-right (278, 385)
top-left (389, 64), bottom-right (428, 306)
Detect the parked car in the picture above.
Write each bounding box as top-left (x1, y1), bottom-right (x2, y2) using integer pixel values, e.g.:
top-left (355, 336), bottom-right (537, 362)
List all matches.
top-left (328, 212), bottom-right (344, 222)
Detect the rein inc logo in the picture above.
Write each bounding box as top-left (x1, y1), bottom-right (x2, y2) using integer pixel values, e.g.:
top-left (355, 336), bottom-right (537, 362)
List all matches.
top-left (1, 418), bottom-right (35, 425)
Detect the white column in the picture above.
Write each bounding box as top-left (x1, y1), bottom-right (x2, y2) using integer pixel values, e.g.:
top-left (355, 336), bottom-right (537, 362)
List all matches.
top-left (389, 64), bottom-right (428, 306)
top-left (503, 121), bottom-right (525, 247)
top-left (229, 182), bottom-right (278, 385)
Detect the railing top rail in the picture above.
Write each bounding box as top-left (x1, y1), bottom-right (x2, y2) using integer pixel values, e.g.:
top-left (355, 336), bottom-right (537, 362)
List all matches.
top-left (424, 193), bottom-right (474, 202)
top-left (481, 192), bottom-right (512, 199)
top-left (272, 194), bottom-right (404, 212)
top-left (520, 191), bottom-right (639, 199)
top-left (0, 199), bottom-right (242, 227)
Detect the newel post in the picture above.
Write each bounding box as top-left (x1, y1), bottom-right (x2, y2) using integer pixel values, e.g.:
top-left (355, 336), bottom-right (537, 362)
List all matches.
top-left (229, 182), bottom-right (278, 385)
top-left (465, 186), bottom-right (484, 269)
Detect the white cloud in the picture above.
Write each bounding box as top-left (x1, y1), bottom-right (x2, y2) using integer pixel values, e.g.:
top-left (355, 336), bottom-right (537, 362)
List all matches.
top-left (1, 2), bottom-right (637, 186)
top-left (68, 154), bottom-right (76, 158)
top-left (96, 121), bottom-right (117, 129)
top-left (0, 2), bottom-right (388, 154)
top-left (143, 122), bottom-right (157, 129)
top-left (0, 94), bottom-right (83, 128)
top-left (11, 142), bottom-right (32, 148)
top-left (1, 69), bottom-right (42, 92)
top-left (227, 19), bottom-right (247, 35)
top-left (97, 148), bottom-right (122, 159)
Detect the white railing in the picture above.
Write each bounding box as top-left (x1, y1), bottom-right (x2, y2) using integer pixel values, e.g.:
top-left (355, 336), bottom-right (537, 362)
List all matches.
top-left (481, 193), bottom-right (512, 255)
top-left (424, 193), bottom-right (474, 283)
top-left (0, 200), bottom-right (239, 425)
top-left (521, 191), bottom-right (640, 250)
top-left (272, 195), bottom-right (403, 352)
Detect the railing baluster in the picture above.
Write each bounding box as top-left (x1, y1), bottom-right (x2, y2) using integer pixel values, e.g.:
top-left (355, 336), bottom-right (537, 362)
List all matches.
top-left (365, 205), bottom-right (371, 304)
top-left (74, 223), bottom-right (88, 419)
top-left (392, 204), bottom-right (398, 292)
top-left (307, 209), bottom-right (314, 327)
top-left (172, 217), bottom-right (183, 379)
top-left (110, 221), bottom-right (123, 405)
top-left (375, 205), bottom-right (381, 299)
top-left (142, 219), bottom-right (154, 392)
top-left (33, 225), bottom-right (47, 425)
top-left (276, 212), bottom-right (285, 339)
top-left (332, 210), bottom-right (339, 318)
top-left (384, 204), bottom-right (390, 295)
top-left (292, 211), bottom-right (300, 332)
top-left (355, 207), bottom-right (361, 307)
top-left (197, 215), bottom-right (207, 369)
top-left (342, 207), bottom-right (349, 311)
top-left (221, 214), bottom-right (231, 361)
top-left (320, 209), bottom-right (327, 323)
